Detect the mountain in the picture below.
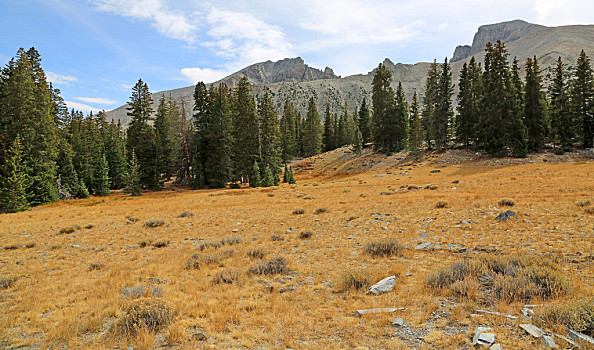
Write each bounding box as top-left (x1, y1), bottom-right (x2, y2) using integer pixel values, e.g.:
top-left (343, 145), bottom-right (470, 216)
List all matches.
top-left (106, 20), bottom-right (594, 126)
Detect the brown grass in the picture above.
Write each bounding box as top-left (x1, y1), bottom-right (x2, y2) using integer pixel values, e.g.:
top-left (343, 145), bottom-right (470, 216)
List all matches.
top-left (0, 151), bottom-right (592, 349)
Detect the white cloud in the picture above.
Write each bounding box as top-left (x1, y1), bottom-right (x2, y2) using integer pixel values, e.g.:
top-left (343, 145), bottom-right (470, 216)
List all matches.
top-left (531, 0), bottom-right (594, 26)
top-left (65, 101), bottom-right (104, 113)
top-left (46, 72), bottom-right (78, 85)
top-left (93, 0), bottom-right (197, 43)
top-left (75, 97), bottom-right (118, 105)
top-left (205, 7), bottom-right (294, 67)
top-left (180, 67), bottom-right (229, 84)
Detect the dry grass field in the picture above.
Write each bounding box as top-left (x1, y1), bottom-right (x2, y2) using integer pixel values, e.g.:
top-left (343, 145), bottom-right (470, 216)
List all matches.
top-left (1, 149), bottom-right (593, 349)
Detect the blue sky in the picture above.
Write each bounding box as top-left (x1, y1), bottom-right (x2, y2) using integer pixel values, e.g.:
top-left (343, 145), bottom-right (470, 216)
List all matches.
top-left (1, 0), bottom-right (593, 113)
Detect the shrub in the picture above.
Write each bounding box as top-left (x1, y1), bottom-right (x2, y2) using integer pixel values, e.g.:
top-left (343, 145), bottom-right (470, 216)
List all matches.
top-left (584, 207), bottom-right (594, 215)
top-left (179, 211), bottom-right (194, 217)
top-left (152, 240), bottom-right (169, 248)
top-left (199, 241), bottom-right (221, 251)
top-left (271, 234), bottom-right (283, 241)
top-left (314, 208), bottom-right (327, 214)
top-left (126, 216), bottom-right (139, 223)
top-left (0, 277), bottom-right (17, 289)
top-left (4, 244), bottom-right (19, 250)
top-left (292, 208), bottom-right (305, 215)
top-left (427, 256), bottom-right (568, 303)
top-left (339, 270), bottom-right (370, 291)
top-left (221, 236), bottom-right (242, 246)
top-left (434, 201), bottom-right (448, 209)
top-left (24, 243), bottom-right (35, 249)
top-left (145, 219), bottom-right (165, 228)
top-left (185, 253), bottom-right (220, 270)
top-left (247, 257), bottom-right (288, 275)
top-left (576, 199), bottom-right (591, 207)
top-left (59, 225), bottom-right (80, 234)
top-left (246, 247), bottom-right (267, 259)
top-left (364, 238), bottom-right (403, 257)
top-left (554, 149), bottom-right (565, 155)
top-left (212, 270), bottom-right (242, 285)
top-left (538, 298), bottom-right (594, 337)
top-left (138, 240), bottom-right (152, 248)
top-left (299, 231), bottom-right (313, 239)
top-left (115, 298), bottom-right (172, 336)
top-left (498, 198), bottom-right (515, 207)
top-left (89, 263), bottom-right (105, 271)
top-left (120, 285), bottom-right (163, 300)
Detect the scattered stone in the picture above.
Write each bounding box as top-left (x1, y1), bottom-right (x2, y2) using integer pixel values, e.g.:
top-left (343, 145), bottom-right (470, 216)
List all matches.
top-left (355, 307), bottom-right (406, 316)
top-left (391, 318), bottom-right (404, 327)
top-left (207, 336), bottom-right (215, 343)
top-left (452, 180), bottom-right (459, 184)
top-left (520, 324), bottom-right (544, 338)
top-left (415, 242), bottom-right (432, 250)
top-left (567, 328), bottom-right (594, 345)
top-left (489, 344), bottom-right (502, 350)
top-left (194, 333), bottom-right (206, 341)
top-left (460, 220), bottom-right (476, 225)
top-left (430, 169), bottom-right (441, 173)
top-left (473, 309), bottom-right (518, 319)
top-left (368, 276), bottom-right (396, 295)
top-left (472, 327), bottom-right (494, 346)
top-left (521, 308), bottom-right (534, 317)
top-left (71, 244), bottom-right (81, 248)
top-left (541, 335), bottom-right (558, 348)
top-left (494, 210), bottom-right (518, 222)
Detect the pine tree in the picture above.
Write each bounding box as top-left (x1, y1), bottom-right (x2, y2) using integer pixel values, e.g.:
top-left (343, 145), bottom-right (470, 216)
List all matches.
top-left (358, 98), bottom-right (371, 146)
top-left (433, 57), bottom-right (454, 150)
top-left (287, 166), bottom-right (296, 184)
top-left (279, 100), bottom-right (297, 161)
top-left (393, 82), bottom-right (409, 150)
top-left (569, 50), bottom-right (594, 148)
top-left (125, 150), bottom-right (141, 196)
top-left (283, 163), bottom-right (289, 183)
top-left (261, 166), bottom-right (274, 187)
top-left (456, 59), bottom-right (481, 147)
top-left (371, 63), bottom-right (397, 152)
top-left (550, 57), bottom-right (572, 149)
top-left (0, 138), bottom-right (31, 213)
top-left (208, 84), bottom-right (234, 188)
top-left (104, 120), bottom-right (127, 189)
top-left (258, 92), bottom-right (281, 179)
top-left (126, 79), bottom-right (160, 189)
top-left (154, 95), bottom-right (176, 180)
top-left (524, 56), bottom-right (547, 151)
top-left (232, 77), bottom-right (259, 182)
top-left (322, 103), bottom-right (335, 151)
top-left (409, 91), bottom-right (423, 156)
top-left (250, 161), bottom-right (261, 187)
top-left (302, 97), bottom-right (323, 156)
top-left (422, 60), bottom-right (439, 149)
top-left (509, 57), bottom-right (528, 157)
top-left (94, 154), bottom-right (111, 196)
top-left (352, 124), bottom-right (363, 153)
top-left (336, 104), bottom-right (348, 147)
top-left (56, 142), bottom-right (80, 199)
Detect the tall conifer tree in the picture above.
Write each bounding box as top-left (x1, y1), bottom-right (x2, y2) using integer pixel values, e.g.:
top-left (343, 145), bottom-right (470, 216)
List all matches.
top-left (524, 56), bottom-right (547, 151)
top-left (232, 77), bottom-right (259, 182)
top-left (550, 57), bottom-right (572, 149)
top-left (302, 97), bottom-right (323, 157)
top-left (569, 50), bottom-right (594, 148)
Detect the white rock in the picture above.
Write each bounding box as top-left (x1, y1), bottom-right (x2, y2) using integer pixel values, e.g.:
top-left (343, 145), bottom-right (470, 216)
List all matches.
top-left (541, 335), bottom-right (558, 348)
top-left (368, 276), bottom-right (396, 295)
top-left (520, 324), bottom-right (544, 338)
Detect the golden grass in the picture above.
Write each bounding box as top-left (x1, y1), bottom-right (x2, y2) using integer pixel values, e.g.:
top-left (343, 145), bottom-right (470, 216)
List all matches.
top-left (0, 153), bottom-right (592, 348)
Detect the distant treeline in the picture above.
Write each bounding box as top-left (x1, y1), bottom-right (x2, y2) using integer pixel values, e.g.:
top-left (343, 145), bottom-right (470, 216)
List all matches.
top-left (1, 41), bottom-right (593, 213)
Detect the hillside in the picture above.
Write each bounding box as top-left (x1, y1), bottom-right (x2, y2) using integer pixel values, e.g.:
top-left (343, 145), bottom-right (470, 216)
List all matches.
top-left (106, 20), bottom-right (594, 125)
top-left (1, 150), bottom-right (592, 349)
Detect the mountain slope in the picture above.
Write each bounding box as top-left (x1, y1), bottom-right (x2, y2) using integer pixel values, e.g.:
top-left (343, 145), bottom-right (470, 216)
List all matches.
top-left (106, 20), bottom-right (594, 126)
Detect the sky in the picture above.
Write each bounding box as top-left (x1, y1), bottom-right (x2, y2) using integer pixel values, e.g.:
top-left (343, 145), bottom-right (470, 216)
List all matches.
top-left (1, 0), bottom-right (593, 114)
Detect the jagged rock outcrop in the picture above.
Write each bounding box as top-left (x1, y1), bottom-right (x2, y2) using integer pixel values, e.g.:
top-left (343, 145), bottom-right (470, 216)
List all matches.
top-left (452, 45), bottom-right (471, 62)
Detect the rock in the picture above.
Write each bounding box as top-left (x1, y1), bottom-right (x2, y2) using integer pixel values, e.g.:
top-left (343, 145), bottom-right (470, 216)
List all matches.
top-left (127, 346), bottom-right (134, 350)
top-left (460, 220), bottom-right (476, 224)
top-left (368, 275), bottom-right (396, 295)
top-left (391, 318), bottom-right (404, 327)
top-left (430, 169), bottom-right (441, 173)
top-left (541, 335), bottom-right (558, 348)
top-left (472, 327), bottom-right (494, 346)
top-left (194, 333), bottom-right (206, 341)
top-left (452, 45), bottom-right (471, 62)
top-left (521, 308), bottom-right (535, 317)
top-left (207, 336), bottom-right (215, 343)
top-left (567, 328), bottom-right (594, 344)
top-left (494, 210), bottom-right (518, 222)
top-left (415, 242), bottom-right (432, 250)
top-left (489, 345), bottom-right (502, 350)
top-left (71, 244), bottom-right (81, 248)
top-left (520, 324), bottom-right (544, 338)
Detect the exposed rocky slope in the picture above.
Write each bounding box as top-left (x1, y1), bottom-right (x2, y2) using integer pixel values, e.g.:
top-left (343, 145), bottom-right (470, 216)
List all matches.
top-left (106, 20), bottom-right (594, 126)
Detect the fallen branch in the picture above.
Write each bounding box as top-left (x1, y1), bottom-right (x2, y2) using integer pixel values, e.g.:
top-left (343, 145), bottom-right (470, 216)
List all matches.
top-left (472, 309), bottom-right (518, 319)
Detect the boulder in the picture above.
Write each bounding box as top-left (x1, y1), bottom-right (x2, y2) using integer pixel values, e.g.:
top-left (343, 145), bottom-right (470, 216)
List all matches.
top-left (495, 210), bottom-right (517, 222)
top-left (368, 276), bottom-right (396, 295)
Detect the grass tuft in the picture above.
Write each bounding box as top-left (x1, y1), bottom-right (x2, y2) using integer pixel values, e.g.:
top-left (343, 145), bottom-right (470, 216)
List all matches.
top-left (144, 219), bottom-right (165, 228)
top-left (0, 277), bottom-right (17, 289)
top-left (434, 201), bottom-right (448, 209)
top-left (221, 236), bottom-right (242, 246)
top-left (498, 198), bottom-right (515, 207)
top-left (314, 208), bottom-right (327, 214)
top-left (152, 240), bottom-right (169, 248)
top-left (364, 238), bottom-right (403, 257)
top-left (292, 208), bottom-right (305, 215)
top-left (537, 298), bottom-right (594, 337)
top-left (59, 225), bottom-right (80, 234)
top-left (89, 263), bottom-right (105, 271)
top-left (179, 211), bottom-right (194, 217)
top-left (299, 231), bottom-right (313, 239)
top-left (576, 199), bottom-right (591, 207)
top-left (338, 270), bottom-right (370, 292)
top-left (115, 298), bottom-right (172, 336)
top-left (246, 247), bottom-right (267, 259)
top-left (247, 257), bottom-right (288, 275)
top-left (212, 269), bottom-right (242, 285)
top-left (120, 285), bottom-right (163, 300)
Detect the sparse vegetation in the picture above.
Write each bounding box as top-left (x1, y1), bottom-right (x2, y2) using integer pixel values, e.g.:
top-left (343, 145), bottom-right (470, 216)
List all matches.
top-left (221, 236), bottom-right (242, 246)
top-left (299, 231), bottom-right (313, 239)
top-left (120, 285), bottom-right (164, 300)
top-left (145, 219), bottom-right (165, 228)
top-left (59, 225), bottom-right (80, 234)
top-left (427, 256), bottom-right (568, 303)
top-left (0, 277), bottom-right (17, 289)
top-left (115, 298), bottom-right (172, 336)
top-left (185, 253), bottom-right (220, 270)
top-left (24, 242), bottom-right (35, 248)
top-left (212, 270), bottom-right (242, 285)
top-left (4, 244), bottom-right (19, 250)
top-left (271, 233), bottom-right (283, 241)
top-left (584, 206), bottom-right (594, 214)
top-left (152, 240), bottom-right (169, 248)
top-left (88, 263), bottom-right (105, 271)
top-left (498, 198), bottom-right (515, 207)
top-left (538, 298), bottom-right (594, 337)
top-left (246, 247), bottom-right (267, 259)
top-left (364, 238), bottom-right (403, 257)
top-left (126, 216), bottom-right (139, 223)
top-left (576, 199), bottom-right (591, 207)
top-left (292, 208), bottom-right (305, 215)
top-left (339, 270), bottom-right (370, 291)
top-left (199, 241), bottom-right (221, 251)
top-left (179, 211), bottom-right (194, 217)
top-left (434, 200), bottom-right (448, 208)
top-left (314, 207), bottom-right (327, 214)
top-left (247, 257), bottom-right (288, 275)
